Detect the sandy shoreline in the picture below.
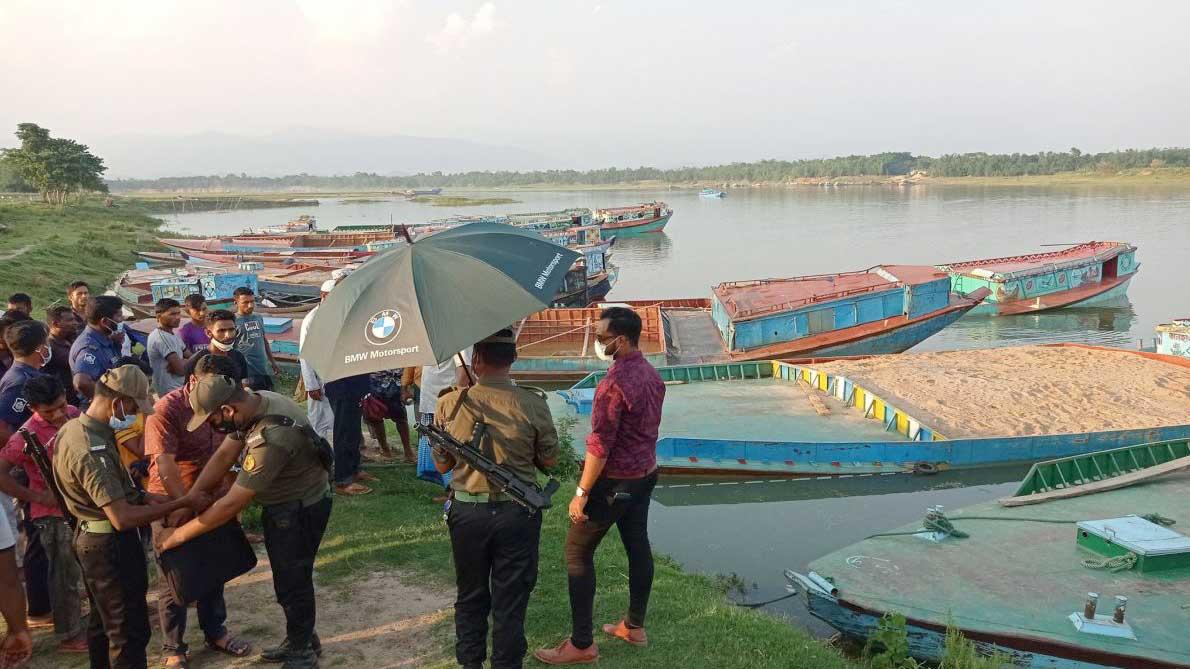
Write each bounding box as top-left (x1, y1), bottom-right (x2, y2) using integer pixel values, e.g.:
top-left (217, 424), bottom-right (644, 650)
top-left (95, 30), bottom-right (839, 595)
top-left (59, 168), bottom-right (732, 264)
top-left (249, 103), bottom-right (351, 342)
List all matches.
top-left (813, 345), bottom-right (1190, 438)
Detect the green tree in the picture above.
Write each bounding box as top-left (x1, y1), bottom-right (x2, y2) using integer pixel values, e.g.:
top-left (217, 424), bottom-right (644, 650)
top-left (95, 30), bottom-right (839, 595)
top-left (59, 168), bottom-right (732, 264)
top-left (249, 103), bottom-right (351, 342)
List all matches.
top-left (1, 123), bottom-right (108, 204)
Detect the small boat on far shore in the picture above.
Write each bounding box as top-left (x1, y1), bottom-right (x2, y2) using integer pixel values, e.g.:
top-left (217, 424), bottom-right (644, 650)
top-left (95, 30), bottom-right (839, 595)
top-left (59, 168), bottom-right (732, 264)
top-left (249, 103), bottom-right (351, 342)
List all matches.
top-left (594, 202), bottom-right (672, 234)
top-left (699, 188), bottom-right (726, 198)
top-left (939, 241), bottom-right (1139, 316)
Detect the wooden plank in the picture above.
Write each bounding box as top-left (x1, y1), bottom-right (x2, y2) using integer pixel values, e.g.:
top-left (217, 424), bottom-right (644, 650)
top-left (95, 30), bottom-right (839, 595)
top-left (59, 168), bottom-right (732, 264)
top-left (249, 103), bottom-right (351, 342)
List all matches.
top-left (999, 454), bottom-right (1190, 507)
top-left (797, 379), bottom-right (832, 416)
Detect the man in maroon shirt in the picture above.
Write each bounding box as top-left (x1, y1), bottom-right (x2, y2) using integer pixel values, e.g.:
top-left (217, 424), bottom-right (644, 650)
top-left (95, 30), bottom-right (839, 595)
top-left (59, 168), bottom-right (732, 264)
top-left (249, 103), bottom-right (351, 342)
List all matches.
top-left (144, 354), bottom-right (252, 666)
top-left (536, 307), bottom-right (665, 665)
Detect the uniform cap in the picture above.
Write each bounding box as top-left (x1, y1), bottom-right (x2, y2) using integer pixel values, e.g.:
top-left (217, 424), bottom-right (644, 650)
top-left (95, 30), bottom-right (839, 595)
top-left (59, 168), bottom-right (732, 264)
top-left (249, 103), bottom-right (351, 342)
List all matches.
top-left (187, 375), bottom-right (240, 431)
top-left (320, 279), bottom-right (338, 293)
top-left (100, 365), bottom-right (156, 416)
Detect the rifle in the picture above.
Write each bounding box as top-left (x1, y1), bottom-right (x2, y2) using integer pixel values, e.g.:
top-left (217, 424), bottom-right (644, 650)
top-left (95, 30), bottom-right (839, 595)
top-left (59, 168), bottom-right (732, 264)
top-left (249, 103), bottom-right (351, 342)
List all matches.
top-left (18, 428), bottom-right (77, 531)
top-left (417, 421), bottom-right (560, 514)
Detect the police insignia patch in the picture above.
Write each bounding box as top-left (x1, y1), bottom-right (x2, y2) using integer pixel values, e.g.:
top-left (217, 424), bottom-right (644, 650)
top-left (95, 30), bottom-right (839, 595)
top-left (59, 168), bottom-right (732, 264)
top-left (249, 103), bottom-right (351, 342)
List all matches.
top-left (243, 454), bottom-right (257, 472)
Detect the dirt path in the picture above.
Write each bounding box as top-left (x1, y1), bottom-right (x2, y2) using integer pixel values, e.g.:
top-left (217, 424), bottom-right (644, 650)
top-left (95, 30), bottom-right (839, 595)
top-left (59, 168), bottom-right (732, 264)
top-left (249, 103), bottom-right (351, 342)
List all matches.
top-left (0, 245), bottom-right (31, 261)
top-left (22, 557), bottom-right (453, 668)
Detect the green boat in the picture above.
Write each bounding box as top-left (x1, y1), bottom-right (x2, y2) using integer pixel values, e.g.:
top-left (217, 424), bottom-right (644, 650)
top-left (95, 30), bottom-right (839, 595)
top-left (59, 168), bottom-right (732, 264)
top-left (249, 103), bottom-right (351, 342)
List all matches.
top-left (791, 441), bottom-right (1190, 668)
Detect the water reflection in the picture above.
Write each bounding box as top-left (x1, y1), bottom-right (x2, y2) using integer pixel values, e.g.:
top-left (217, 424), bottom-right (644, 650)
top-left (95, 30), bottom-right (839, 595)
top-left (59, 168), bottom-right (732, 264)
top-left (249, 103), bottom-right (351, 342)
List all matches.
top-left (921, 305), bottom-right (1138, 351)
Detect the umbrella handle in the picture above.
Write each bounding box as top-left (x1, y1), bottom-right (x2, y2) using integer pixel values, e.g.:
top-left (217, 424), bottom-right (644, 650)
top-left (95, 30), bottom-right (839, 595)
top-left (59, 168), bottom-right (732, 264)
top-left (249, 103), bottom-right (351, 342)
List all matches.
top-left (458, 352), bottom-right (475, 386)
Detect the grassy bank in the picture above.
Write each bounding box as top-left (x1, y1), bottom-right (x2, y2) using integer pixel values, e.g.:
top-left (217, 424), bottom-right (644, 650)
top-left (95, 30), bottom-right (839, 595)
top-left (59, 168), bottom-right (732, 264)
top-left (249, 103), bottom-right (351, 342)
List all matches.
top-left (410, 194), bottom-right (520, 206)
top-left (316, 462), bottom-right (855, 668)
top-left (115, 195), bottom-right (319, 214)
top-left (0, 201), bottom-right (163, 307)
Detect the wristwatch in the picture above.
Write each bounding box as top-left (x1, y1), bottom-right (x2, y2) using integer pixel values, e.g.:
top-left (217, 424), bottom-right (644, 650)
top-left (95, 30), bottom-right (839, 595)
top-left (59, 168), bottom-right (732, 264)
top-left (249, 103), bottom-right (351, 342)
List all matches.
top-left (575, 486), bottom-right (588, 498)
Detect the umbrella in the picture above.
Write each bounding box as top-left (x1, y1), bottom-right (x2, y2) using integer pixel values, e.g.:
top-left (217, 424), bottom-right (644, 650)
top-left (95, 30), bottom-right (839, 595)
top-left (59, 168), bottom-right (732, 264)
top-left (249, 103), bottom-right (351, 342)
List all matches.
top-left (300, 222), bottom-right (581, 381)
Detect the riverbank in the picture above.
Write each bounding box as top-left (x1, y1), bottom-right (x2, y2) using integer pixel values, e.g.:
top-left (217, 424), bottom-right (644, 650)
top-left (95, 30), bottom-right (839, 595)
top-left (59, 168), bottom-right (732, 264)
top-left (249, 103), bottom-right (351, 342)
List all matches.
top-left (116, 195), bottom-right (320, 214)
top-left (409, 194), bottom-right (520, 206)
top-left (0, 201), bottom-right (164, 308)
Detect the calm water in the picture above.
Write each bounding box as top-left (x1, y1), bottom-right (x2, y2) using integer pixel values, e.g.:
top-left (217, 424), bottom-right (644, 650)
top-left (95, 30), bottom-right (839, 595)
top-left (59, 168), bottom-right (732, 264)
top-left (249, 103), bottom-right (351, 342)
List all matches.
top-left (160, 186), bottom-right (1190, 631)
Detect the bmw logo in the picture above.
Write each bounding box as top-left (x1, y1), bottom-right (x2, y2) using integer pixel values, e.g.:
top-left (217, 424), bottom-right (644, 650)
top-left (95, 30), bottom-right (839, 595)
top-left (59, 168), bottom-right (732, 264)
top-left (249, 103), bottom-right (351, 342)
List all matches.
top-left (365, 309), bottom-right (403, 346)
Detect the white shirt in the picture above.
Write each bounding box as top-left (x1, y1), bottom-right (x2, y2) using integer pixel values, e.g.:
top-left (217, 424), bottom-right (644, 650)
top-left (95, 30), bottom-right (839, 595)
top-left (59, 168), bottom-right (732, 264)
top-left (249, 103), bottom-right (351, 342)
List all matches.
top-left (299, 306), bottom-right (323, 392)
top-left (146, 328), bottom-right (186, 396)
top-left (419, 347), bottom-right (473, 415)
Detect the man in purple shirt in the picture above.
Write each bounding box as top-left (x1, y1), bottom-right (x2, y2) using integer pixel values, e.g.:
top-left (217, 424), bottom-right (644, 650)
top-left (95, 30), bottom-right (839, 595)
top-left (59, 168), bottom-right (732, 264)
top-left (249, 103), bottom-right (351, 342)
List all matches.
top-left (536, 307), bottom-right (665, 666)
top-left (178, 294), bottom-right (210, 355)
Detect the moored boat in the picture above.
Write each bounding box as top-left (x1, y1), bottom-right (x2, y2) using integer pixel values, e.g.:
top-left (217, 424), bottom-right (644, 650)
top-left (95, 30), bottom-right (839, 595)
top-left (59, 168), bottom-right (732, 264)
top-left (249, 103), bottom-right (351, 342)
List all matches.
top-left (699, 188), bottom-right (726, 198)
top-left (158, 226), bottom-right (399, 254)
top-left (511, 305), bottom-right (666, 380)
top-left (791, 441), bottom-right (1190, 668)
top-left (594, 202), bottom-right (672, 234)
top-left (126, 315), bottom-right (303, 363)
top-left (1156, 318), bottom-right (1190, 359)
top-left (939, 241), bottom-right (1139, 316)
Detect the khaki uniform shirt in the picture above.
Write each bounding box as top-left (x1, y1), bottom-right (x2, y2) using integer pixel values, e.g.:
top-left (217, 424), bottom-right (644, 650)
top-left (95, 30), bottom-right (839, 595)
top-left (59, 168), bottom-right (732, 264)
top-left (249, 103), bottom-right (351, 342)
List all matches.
top-left (434, 378), bottom-right (559, 494)
top-left (53, 414), bottom-right (139, 522)
top-left (236, 391), bottom-right (330, 507)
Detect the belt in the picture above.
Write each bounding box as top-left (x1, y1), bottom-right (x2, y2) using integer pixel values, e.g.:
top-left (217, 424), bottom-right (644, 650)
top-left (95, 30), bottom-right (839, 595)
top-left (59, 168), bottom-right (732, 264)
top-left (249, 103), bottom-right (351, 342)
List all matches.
top-left (453, 490), bottom-right (511, 504)
top-left (79, 519), bottom-right (115, 534)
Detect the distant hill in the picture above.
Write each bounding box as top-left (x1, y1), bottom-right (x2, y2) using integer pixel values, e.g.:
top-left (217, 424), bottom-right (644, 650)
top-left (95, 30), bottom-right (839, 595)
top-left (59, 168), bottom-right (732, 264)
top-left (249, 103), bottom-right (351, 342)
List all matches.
top-left (91, 129), bottom-right (550, 179)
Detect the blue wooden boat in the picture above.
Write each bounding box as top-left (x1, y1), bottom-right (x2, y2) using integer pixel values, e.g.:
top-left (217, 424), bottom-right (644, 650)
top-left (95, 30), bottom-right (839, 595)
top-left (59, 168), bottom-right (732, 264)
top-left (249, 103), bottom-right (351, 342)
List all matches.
top-left (555, 345), bottom-right (1190, 477)
top-left (790, 442), bottom-right (1190, 668)
top-left (1156, 318), bottom-right (1189, 359)
top-left (699, 188), bottom-right (726, 198)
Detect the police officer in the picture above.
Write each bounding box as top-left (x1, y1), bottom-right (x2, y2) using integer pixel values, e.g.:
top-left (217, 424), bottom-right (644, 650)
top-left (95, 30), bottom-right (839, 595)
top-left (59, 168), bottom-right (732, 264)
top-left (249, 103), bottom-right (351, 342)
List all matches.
top-left (69, 295), bottom-right (126, 405)
top-left (53, 365), bottom-right (208, 669)
top-left (432, 330), bottom-right (560, 669)
top-left (156, 375), bottom-right (332, 669)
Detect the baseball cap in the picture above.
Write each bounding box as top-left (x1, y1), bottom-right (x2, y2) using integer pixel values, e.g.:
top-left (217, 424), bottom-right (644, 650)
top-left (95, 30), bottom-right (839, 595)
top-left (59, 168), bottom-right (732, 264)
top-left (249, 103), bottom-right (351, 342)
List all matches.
top-left (319, 279), bottom-right (338, 293)
top-left (100, 365), bottom-right (156, 416)
top-left (187, 375), bottom-right (240, 431)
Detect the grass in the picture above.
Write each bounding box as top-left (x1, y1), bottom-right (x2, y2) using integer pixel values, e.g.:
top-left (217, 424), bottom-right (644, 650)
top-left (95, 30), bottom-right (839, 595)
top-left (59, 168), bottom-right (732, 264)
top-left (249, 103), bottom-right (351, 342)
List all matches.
top-left (114, 195), bottom-right (319, 214)
top-left (0, 200), bottom-right (164, 308)
top-left (409, 195), bottom-right (520, 206)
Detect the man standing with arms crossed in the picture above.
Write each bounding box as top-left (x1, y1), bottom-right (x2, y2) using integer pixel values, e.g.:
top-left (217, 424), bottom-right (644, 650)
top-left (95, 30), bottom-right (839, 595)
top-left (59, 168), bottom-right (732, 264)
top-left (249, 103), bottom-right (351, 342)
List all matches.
top-left (536, 307), bottom-right (665, 665)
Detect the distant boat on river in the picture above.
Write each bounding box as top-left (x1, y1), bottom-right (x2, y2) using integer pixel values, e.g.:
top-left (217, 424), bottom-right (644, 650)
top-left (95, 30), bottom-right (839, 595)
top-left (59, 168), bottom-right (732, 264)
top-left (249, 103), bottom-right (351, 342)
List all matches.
top-left (594, 202), bottom-right (672, 234)
top-left (699, 188), bottom-right (726, 198)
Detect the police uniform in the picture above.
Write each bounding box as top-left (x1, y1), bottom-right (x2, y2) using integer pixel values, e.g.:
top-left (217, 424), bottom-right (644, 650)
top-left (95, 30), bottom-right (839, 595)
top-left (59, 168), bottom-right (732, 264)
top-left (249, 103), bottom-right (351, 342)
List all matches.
top-left (434, 377), bottom-right (559, 669)
top-left (69, 325), bottom-right (121, 406)
top-left (187, 379), bottom-right (332, 665)
top-left (54, 393), bottom-right (154, 668)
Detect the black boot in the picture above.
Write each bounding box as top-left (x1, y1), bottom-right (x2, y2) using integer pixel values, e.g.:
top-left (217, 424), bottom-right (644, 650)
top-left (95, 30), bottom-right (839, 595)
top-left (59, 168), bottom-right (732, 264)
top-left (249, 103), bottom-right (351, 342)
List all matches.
top-left (261, 633), bottom-right (322, 662)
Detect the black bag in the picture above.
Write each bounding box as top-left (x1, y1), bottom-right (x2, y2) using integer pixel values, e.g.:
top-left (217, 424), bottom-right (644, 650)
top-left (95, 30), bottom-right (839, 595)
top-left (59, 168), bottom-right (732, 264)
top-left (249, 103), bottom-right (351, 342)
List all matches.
top-left (157, 520), bottom-right (257, 604)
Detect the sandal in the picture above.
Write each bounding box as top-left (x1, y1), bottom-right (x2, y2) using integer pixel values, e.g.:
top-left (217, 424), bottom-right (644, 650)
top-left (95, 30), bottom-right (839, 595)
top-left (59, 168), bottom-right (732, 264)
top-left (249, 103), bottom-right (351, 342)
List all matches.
top-left (206, 634), bottom-right (252, 657)
top-left (162, 653), bottom-right (189, 669)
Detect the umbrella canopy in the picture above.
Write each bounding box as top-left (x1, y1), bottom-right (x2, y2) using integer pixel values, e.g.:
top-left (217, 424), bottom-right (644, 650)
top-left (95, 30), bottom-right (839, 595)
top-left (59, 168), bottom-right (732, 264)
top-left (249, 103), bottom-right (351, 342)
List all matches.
top-left (300, 222), bottom-right (581, 381)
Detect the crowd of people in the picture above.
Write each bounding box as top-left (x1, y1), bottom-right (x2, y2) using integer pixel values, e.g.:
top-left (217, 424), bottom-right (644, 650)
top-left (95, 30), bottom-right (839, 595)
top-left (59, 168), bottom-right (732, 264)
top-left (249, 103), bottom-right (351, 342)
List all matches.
top-left (0, 273), bottom-right (666, 669)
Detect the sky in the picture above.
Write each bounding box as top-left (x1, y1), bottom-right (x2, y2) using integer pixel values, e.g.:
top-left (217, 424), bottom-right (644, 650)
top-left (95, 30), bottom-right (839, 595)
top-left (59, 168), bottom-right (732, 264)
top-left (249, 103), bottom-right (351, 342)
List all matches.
top-left (3, 0), bottom-right (1189, 176)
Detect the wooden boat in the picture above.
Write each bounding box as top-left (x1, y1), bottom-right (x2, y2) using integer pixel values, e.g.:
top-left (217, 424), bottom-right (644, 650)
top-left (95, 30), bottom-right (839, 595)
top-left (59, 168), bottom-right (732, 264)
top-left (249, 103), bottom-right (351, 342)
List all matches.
top-left (115, 267), bottom-right (258, 317)
top-left (939, 241), bottom-right (1138, 316)
top-left (1156, 318), bottom-right (1190, 359)
top-left (791, 442), bottom-right (1190, 668)
top-left (594, 202), bottom-right (672, 234)
top-left (135, 251), bottom-right (187, 267)
top-left (162, 245), bottom-right (373, 266)
top-left (511, 305), bottom-right (666, 380)
top-left (507, 208), bottom-right (592, 230)
top-left (242, 214), bottom-right (318, 235)
top-left (699, 188), bottom-right (726, 198)
top-left (554, 344), bottom-right (1190, 477)
top-left (158, 227), bottom-right (398, 254)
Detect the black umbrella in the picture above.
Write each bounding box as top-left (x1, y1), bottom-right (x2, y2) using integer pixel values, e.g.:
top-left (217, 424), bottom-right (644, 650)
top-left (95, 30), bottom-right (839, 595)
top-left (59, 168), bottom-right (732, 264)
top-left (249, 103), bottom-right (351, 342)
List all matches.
top-left (300, 222), bottom-right (581, 381)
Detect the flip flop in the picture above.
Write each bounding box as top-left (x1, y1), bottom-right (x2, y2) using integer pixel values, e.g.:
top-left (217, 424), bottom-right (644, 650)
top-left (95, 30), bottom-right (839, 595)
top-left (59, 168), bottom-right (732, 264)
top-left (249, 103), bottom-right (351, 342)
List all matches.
top-left (335, 483), bottom-right (373, 496)
top-left (206, 634), bottom-right (252, 657)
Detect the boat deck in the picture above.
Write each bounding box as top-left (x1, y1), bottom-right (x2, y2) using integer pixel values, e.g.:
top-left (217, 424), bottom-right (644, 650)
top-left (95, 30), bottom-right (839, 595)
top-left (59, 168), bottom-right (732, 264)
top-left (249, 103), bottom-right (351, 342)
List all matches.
top-left (808, 471), bottom-right (1190, 667)
top-left (941, 241), bottom-right (1128, 278)
top-left (713, 265), bottom-right (946, 321)
top-left (811, 345), bottom-right (1190, 439)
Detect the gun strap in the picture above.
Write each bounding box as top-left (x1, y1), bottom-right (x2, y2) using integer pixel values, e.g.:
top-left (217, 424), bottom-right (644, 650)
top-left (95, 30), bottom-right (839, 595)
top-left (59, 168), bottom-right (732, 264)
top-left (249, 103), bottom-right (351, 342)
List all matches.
top-left (445, 388), bottom-right (497, 463)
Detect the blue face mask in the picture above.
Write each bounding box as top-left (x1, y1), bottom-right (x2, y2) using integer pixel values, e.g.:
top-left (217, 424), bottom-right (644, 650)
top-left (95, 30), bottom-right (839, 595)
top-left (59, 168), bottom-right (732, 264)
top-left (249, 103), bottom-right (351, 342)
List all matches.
top-left (108, 402), bottom-right (136, 431)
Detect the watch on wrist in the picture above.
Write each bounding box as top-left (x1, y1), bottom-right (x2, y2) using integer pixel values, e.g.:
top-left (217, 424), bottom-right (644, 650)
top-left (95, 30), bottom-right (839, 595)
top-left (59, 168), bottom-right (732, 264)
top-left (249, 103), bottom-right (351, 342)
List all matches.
top-left (575, 486), bottom-right (587, 498)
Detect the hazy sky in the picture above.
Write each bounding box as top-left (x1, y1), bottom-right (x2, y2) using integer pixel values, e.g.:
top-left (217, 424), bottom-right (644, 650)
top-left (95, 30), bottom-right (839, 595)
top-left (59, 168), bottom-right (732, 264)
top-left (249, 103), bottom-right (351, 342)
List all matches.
top-left (3, 0), bottom-right (1189, 175)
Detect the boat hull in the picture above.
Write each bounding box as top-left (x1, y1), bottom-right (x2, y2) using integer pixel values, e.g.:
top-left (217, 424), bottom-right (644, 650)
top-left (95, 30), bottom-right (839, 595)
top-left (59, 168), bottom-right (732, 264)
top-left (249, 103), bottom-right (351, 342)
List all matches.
top-left (966, 274), bottom-right (1134, 316)
top-left (599, 212), bottom-right (670, 235)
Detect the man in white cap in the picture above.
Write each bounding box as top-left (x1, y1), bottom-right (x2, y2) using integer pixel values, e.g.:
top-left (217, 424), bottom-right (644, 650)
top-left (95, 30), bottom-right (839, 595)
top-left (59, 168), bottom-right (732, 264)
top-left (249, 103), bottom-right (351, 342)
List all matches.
top-left (299, 280), bottom-right (337, 446)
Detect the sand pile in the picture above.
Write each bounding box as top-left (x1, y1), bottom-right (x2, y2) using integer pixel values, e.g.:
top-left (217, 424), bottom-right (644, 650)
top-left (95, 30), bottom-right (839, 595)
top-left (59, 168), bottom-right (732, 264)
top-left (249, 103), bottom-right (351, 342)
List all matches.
top-left (813, 345), bottom-right (1190, 438)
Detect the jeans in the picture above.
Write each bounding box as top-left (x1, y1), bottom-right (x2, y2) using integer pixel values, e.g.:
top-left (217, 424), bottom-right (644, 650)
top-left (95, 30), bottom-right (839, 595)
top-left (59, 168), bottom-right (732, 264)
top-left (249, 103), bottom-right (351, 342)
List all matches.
top-left (448, 501), bottom-right (542, 669)
top-left (565, 471), bottom-right (658, 649)
top-left (262, 496), bottom-right (332, 651)
top-left (33, 517), bottom-right (83, 639)
top-left (75, 528), bottom-right (151, 669)
top-left (23, 518), bottom-right (51, 617)
top-left (157, 580), bottom-right (227, 656)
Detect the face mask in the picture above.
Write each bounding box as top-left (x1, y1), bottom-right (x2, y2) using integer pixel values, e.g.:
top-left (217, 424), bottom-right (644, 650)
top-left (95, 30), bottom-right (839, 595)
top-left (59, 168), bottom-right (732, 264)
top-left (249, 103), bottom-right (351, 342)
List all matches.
top-left (108, 402), bottom-right (137, 431)
top-left (101, 319), bottom-right (125, 336)
top-left (212, 411), bottom-right (238, 434)
top-left (37, 345), bottom-right (51, 367)
top-left (210, 338), bottom-right (235, 352)
top-left (594, 336), bottom-right (619, 362)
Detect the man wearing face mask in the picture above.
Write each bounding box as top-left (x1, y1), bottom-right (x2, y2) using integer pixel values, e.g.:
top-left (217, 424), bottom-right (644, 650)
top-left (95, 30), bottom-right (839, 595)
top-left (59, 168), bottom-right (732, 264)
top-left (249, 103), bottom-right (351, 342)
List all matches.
top-left (184, 309), bottom-right (249, 386)
top-left (53, 365), bottom-right (211, 669)
top-left (0, 320), bottom-right (52, 444)
top-left (70, 295), bottom-right (127, 406)
top-left (157, 375), bottom-right (332, 669)
top-left (535, 307), bottom-right (665, 666)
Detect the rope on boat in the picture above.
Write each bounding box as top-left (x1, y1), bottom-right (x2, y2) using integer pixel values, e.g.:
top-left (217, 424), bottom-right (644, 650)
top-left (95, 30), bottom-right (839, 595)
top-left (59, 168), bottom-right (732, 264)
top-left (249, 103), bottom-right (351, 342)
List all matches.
top-left (1141, 513), bottom-right (1176, 526)
top-left (1081, 552), bottom-right (1138, 573)
top-left (730, 591), bottom-right (799, 608)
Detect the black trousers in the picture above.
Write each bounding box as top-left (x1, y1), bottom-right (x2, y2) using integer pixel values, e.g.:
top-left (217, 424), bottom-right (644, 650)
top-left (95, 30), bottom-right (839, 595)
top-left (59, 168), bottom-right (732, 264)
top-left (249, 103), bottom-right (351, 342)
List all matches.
top-left (262, 496), bottom-right (332, 651)
top-left (157, 580), bottom-right (227, 656)
top-left (565, 471), bottom-right (659, 649)
top-left (328, 391), bottom-right (364, 486)
top-left (74, 529), bottom-right (151, 669)
top-left (448, 501), bottom-right (542, 669)
top-left (22, 519), bottom-right (51, 616)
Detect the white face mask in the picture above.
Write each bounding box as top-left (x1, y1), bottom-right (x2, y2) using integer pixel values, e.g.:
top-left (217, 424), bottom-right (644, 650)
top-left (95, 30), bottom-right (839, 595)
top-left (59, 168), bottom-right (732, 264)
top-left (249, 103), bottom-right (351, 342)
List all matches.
top-left (210, 338), bottom-right (235, 352)
top-left (108, 402), bottom-right (137, 431)
top-left (594, 336), bottom-right (619, 362)
top-left (37, 345), bottom-right (51, 368)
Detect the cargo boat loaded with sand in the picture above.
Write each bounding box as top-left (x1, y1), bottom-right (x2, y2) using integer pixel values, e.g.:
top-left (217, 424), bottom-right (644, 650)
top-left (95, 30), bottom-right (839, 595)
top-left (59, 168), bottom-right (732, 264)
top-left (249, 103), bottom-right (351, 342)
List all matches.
top-left (553, 344), bottom-right (1190, 477)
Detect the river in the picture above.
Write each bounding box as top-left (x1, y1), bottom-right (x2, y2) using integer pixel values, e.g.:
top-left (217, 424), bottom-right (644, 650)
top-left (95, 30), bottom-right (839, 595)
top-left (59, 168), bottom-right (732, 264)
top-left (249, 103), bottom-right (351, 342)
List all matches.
top-left (158, 185), bottom-right (1190, 631)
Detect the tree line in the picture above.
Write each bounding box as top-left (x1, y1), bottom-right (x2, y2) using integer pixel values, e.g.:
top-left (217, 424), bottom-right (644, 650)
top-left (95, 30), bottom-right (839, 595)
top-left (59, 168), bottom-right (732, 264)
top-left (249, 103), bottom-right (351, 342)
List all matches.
top-left (106, 148), bottom-right (1190, 191)
top-left (0, 124), bottom-right (108, 203)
